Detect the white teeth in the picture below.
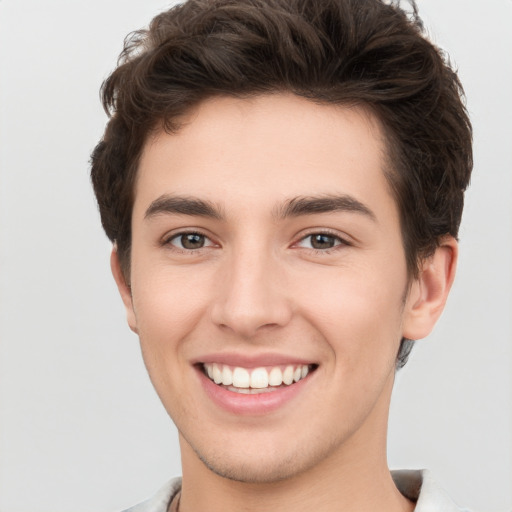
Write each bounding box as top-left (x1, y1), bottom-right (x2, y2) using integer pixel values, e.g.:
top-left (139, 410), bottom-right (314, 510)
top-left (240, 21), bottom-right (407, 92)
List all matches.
top-left (221, 366), bottom-right (233, 386)
top-left (250, 367), bottom-right (269, 389)
top-left (203, 363), bottom-right (313, 390)
top-left (212, 363), bottom-right (222, 384)
top-left (268, 367), bottom-right (283, 386)
top-left (232, 367), bottom-right (250, 388)
top-left (282, 365), bottom-right (294, 385)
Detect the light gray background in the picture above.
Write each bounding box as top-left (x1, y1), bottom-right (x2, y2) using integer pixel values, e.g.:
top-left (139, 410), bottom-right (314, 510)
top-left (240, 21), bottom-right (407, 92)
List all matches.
top-left (0, 1), bottom-right (511, 511)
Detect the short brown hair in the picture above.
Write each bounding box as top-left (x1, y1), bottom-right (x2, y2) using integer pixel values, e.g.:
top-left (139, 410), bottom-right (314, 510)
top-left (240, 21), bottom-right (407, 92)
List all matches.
top-left (90, 0), bottom-right (472, 366)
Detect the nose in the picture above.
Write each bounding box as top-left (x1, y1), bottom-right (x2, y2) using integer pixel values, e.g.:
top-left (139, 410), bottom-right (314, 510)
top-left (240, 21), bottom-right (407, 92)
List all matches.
top-left (210, 248), bottom-right (293, 339)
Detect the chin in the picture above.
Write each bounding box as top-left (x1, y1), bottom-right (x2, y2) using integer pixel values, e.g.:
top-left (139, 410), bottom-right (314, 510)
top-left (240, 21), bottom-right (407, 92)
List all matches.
top-left (199, 453), bottom-right (304, 484)
top-left (188, 433), bottom-right (335, 485)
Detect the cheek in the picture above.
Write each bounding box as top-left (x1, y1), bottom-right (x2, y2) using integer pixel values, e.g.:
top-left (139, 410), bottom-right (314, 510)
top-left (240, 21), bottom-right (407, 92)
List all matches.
top-left (296, 264), bottom-right (406, 361)
top-left (133, 259), bottom-right (211, 322)
top-left (130, 269), bottom-right (212, 413)
top-left (130, 265), bottom-right (214, 371)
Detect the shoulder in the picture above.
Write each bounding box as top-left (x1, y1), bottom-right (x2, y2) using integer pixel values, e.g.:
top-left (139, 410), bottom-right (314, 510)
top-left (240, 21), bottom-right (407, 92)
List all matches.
top-left (121, 478), bottom-right (182, 512)
top-left (392, 469), bottom-right (474, 512)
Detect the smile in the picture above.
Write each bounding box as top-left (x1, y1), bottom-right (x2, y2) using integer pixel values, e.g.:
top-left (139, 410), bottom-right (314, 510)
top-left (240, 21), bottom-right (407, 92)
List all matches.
top-left (202, 363), bottom-right (315, 394)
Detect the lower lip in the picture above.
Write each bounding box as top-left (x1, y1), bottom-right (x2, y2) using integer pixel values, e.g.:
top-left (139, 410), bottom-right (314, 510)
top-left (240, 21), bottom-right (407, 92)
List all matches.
top-left (197, 367), bottom-right (314, 415)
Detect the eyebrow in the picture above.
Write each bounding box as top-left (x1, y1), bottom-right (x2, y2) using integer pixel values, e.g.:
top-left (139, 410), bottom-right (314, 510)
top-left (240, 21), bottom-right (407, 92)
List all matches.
top-left (144, 193), bottom-right (376, 222)
top-left (145, 195), bottom-right (224, 220)
top-left (275, 194), bottom-right (377, 222)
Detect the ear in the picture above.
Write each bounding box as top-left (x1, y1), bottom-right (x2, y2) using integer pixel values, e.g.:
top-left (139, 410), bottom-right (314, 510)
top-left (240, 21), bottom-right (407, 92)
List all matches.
top-left (110, 246), bottom-right (138, 334)
top-left (402, 236), bottom-right (458, 341)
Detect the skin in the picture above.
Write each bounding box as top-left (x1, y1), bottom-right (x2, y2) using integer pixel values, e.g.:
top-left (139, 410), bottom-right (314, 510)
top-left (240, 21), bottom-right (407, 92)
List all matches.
top-left (112, 94), bottom-right (457, 512)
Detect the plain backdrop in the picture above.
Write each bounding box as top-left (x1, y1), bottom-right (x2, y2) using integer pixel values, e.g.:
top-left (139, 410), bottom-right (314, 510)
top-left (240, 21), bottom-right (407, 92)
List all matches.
top-left (0, 1), bottom-right (511, 511)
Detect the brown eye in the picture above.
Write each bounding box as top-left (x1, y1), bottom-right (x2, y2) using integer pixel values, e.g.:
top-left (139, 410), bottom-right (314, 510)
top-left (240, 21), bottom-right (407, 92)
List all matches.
top-left (296, 232), bottom-right (345, 251)
top-left (309, 234), bottom-right (339, 249)
top-left (181, 233), bottom-right (205, 249)
top-left (170, 232), bottom-right (211, 250)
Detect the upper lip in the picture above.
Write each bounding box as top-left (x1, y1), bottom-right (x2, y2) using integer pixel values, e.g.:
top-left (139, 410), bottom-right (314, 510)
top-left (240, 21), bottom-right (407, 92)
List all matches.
top-left (192, 352), bottom-right (317, 368)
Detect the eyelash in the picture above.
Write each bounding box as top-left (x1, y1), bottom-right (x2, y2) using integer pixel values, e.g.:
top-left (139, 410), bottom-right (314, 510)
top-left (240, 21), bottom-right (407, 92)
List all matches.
top-left (162, 229), bottom-right (350, 255)
top-left (294, 230), bottom-right (350, 255)
top-left (162, 230), bottom-right (215, 253)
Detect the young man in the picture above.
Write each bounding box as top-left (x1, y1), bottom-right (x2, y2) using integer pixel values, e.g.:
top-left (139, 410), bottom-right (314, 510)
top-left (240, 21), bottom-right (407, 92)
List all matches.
top-left (91, 0), bottom-right (472, 510)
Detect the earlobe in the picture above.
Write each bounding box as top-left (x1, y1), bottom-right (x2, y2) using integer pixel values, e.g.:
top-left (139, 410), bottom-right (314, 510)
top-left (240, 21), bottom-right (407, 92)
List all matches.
top-left (110, 247), bottom-right (139, 334)
top-left (402, 236), bottom-right (458, 341)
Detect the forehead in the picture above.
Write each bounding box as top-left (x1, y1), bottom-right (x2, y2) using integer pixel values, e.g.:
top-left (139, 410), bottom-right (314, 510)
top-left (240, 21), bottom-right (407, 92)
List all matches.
top-left (135, 94), bottom-right (395, 220)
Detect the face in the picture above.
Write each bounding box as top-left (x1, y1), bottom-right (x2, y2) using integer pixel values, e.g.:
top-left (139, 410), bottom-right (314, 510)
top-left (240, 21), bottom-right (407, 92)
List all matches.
top-left (116, 94), bottom-right (431, 483)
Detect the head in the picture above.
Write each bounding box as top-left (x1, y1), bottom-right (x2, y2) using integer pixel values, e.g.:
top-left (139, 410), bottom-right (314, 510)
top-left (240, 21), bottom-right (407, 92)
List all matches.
top-left (91, 0), bottom-right (472, 368)
top-left (90, 0), bottom-right (472, 482)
